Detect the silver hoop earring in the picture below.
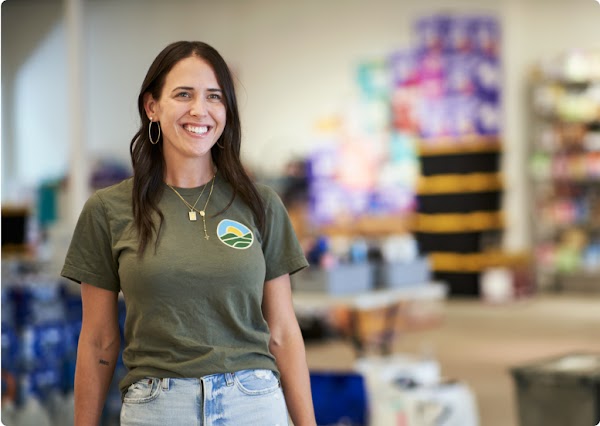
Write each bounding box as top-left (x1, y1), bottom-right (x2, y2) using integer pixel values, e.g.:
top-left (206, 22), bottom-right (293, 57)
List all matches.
top-left (149, 120), bottom-right (161, 145)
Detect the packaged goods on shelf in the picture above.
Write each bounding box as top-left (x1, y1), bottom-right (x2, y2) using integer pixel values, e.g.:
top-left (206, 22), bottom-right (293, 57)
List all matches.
top-left (307, 138), bottom-right (418, 225)
top-left (529, 49), bottom-right (600, 291)
top-left (297, 233), bottom-right (431, 295)
top-left (407, 14), bottom-right (505, 296)
top-left (1, 262), bottom-right (126, 425)
top-left (303, 13), bottom-right (503, 296)
top-left (411, 14), bottom-right (501, 142)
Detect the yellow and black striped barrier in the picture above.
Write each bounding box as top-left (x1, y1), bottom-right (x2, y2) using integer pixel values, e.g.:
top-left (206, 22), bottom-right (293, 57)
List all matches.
top-left (414, 211), bottom-right (504, 233)
top-left (417, 173), bottom-right (504, 195)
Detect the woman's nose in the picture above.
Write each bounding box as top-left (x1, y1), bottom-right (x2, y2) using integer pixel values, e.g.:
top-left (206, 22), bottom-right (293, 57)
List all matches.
top-left (190, 98), bottom-right (207, 116)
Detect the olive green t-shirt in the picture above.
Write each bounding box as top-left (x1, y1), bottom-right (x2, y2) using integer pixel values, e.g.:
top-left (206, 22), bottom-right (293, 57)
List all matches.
top-left (60, 176), bottom-right (308, 395)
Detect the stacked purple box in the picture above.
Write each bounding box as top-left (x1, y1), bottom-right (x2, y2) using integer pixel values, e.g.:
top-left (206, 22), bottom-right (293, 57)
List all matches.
top-left (410, 14), bottom-right (502, 140)
top-left (307, 147), bottom-right (417, 224)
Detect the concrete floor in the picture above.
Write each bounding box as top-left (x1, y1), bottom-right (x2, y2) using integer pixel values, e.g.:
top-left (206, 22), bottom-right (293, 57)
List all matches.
top-left (304, 294), bottom-right (600, 426)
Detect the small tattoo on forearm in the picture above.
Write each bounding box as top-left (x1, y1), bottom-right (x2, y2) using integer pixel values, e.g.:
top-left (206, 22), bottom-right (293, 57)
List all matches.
top-left (99, 359), bottom-right (110, 366)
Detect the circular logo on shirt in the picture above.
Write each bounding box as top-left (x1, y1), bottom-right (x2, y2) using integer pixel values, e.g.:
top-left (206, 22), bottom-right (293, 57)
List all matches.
top-left (217, 219), bottom-right (254, 249)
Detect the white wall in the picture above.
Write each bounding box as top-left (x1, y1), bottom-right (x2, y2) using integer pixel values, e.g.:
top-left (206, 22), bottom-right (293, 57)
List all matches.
top-left (84, 0), bottom-right (241, 163)
top-left (234, 0), bottom-right (503, 174)
top-left (1, 0), bottom-right (65, 202)
top-left (2, 0), bottom-right (600, 250)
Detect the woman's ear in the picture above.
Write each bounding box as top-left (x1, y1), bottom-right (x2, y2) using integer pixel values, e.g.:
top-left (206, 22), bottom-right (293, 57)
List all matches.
top-left (143, 93), bottom-right (158, 120)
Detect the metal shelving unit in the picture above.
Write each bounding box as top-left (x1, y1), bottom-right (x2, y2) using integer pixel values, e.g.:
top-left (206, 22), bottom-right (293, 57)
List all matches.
top-left (529, 69), bottom-right (600, 292)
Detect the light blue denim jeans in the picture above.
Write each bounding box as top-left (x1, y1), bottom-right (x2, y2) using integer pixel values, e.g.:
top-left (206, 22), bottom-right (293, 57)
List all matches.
top-left (120, 369), bottom-right (289, 426)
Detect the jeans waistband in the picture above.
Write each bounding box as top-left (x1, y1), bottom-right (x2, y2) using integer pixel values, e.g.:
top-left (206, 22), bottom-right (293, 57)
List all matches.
top-left (159, 372), bottom-right (236, 389)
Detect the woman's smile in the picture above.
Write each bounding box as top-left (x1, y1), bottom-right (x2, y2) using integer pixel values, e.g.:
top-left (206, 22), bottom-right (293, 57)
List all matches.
top-left (183, 124), bottom-right (210, 135)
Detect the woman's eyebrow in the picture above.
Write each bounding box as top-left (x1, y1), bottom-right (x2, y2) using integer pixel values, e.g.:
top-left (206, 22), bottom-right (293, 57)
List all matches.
top-left (171, 86), bottom-right (222, 93)
top-left (171, 86), bottom-right (194, 93)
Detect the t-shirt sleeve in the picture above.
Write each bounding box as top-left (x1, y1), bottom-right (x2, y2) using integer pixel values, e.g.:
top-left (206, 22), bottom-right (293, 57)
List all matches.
top-left (260, 186), bottom-right (309, 281)
top-left (60, 192), bottom-right (121, 292)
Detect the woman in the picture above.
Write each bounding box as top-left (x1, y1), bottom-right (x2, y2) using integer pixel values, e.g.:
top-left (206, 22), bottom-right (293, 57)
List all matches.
top-left (62, 41), bottom-right (316, 426)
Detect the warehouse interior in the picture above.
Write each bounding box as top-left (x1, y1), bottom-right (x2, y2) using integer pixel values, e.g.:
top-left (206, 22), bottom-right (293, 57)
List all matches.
top-left (2, 1), bottom-right (600, 425)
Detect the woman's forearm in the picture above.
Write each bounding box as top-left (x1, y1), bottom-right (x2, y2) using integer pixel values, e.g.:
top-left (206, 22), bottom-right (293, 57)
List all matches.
top-left (74, 338), bottom-right (120, 425)
top-left (271, 326), bottom-right (316, 426)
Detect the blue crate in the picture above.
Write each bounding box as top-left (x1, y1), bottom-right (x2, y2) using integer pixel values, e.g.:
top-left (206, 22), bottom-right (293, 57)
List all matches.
top-left (310, 371), bottom-right (368, 426)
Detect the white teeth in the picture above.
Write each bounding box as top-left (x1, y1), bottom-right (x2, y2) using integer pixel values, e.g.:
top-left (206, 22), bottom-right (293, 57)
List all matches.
top-left (184, 124), bottom-right (208, 134)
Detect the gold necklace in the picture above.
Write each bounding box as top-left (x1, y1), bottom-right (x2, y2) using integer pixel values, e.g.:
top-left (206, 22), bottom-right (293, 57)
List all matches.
top-left (167, 173), bottom-right (217, 240)
top-left (167, 178), bottom-right (210, 222)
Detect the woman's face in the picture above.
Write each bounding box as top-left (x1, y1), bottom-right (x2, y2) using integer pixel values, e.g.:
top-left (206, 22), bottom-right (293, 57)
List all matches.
top-left (145, 55), bottom-right (226, 164)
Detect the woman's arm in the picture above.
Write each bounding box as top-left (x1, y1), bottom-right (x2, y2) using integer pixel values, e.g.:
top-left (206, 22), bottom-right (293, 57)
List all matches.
top-left (75, 283), bottom-right (121, 425)
top-left (262, 274), bottom-right (316, 426)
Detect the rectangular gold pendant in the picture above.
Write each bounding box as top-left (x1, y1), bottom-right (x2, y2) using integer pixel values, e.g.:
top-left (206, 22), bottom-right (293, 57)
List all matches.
top-left (189, 211), bottom-right (197, 221)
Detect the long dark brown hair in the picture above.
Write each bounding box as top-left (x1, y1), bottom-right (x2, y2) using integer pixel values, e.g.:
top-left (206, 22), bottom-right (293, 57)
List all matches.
top-left (130, 41), bottom-right (265, 255)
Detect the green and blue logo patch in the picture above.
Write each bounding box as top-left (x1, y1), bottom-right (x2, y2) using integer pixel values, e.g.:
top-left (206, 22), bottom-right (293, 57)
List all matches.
top-left (217, 219), bottom-right (254, 249)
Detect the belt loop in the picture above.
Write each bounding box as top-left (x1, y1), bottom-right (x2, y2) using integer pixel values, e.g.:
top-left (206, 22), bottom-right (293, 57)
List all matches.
top-left (161, 378), bottom-right (170, 390)
top-left (225, 372), bottom-right (234, 386)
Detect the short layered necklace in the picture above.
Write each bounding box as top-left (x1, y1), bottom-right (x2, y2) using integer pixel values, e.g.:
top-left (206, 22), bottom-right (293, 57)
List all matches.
top-left (167, 172), bottom-right (217, 240)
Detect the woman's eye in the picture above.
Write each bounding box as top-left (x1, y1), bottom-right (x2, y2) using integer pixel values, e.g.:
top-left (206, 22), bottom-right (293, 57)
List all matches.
top-left (208, 93), bottom-right (222, 101)
top-left (176, 92), bottom-right (191, 98)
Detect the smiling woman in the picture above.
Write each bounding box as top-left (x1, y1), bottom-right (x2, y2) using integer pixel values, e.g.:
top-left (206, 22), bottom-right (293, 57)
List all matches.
top-left (144, 56), bottom-right (227, 168)
top-left (128, 41), bottom-right (266, 256)
top-left (60, 41), bottom-right (316, 426)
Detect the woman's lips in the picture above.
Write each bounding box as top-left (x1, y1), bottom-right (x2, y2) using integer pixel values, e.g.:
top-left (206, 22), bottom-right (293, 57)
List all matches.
top-left (183, 124), bottom-right (210, 135)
